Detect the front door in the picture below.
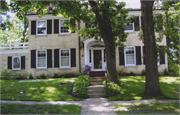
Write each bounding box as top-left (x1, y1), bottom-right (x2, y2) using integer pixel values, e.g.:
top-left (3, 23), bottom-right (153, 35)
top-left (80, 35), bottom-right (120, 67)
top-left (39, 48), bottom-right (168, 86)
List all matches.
top-left (93, 50), bottom-right (102, 71)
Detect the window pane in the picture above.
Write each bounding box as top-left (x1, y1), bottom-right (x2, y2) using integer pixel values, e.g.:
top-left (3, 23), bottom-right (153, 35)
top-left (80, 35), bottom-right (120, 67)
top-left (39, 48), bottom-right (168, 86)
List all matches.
top-left (38, 58), bottom-right (46, 67)
top-left (126, 23), bottom-right (133, 30)
top-left (125, 47), bottom-right (135, 65)
top-left (38, 21), bottom-right (46, 27)
top-left (38, 28), bottom-right (46, 34)
top-left (61, 57), bottom-right (69, 66)
top-left (13, 57), bottom-right (20, 68)
top-left (61, 50), bottom-right (69, 56)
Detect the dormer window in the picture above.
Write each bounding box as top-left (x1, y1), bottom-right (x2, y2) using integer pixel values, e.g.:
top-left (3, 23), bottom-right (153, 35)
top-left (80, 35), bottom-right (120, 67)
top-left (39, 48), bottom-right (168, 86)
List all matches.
top-left (59, 19), bottom-right (70, 34)
top-left (37, 20), bottom-right (47, 35)
top-left (125, 23), bottom-right (134, 32)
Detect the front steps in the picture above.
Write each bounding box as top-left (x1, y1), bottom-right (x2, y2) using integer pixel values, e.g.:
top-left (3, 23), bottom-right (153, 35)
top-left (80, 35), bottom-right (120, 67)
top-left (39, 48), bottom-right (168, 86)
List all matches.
top-left (88, 77), bottom-right (105, 98)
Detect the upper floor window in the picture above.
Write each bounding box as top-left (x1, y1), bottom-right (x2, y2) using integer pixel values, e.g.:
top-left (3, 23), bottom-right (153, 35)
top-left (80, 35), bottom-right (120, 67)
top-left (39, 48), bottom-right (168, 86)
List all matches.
top-left (36, 50), bottom-right (47, 69)
top-left (37, 20), bottom-right (47, 35)
top-left (125, 23), bottom-right (134, 32)
top-left (12, 56), bottom-right (21, 70)
top-left (59, 19), bottom-right (70, 34)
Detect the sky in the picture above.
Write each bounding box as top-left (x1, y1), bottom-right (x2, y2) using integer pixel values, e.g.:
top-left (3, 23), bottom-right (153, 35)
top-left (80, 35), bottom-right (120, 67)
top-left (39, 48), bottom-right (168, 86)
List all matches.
top-left (117, 0), bottom-right (141, 9)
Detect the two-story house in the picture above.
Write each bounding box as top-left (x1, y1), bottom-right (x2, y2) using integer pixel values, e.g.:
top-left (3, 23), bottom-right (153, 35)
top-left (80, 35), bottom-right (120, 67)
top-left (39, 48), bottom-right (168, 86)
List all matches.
top-left (0, 9), bottom-right (168, 77)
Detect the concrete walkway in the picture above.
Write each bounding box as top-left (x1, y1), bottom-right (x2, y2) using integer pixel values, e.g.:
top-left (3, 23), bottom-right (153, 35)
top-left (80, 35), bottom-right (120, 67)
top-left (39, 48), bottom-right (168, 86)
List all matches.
top-left (1, 99), bottom-right (179, 115)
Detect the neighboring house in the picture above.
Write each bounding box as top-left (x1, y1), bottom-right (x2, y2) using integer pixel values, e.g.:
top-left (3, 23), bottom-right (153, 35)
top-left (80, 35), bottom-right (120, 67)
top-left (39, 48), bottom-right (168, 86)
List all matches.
top-left (0, 9), bottom-right (168, 77)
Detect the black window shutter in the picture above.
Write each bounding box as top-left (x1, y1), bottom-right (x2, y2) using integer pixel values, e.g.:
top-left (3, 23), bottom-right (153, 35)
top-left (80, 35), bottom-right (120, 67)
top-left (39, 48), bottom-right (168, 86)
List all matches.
top-left (47, 20), bottom-right (52, 34)
top-left (21, 56), bottom-right (25, 69)
top-left (135, 16), bottom-right (139, 31)
top-left (71, 48), bottom-right (76, 67)
top-left (54, 19), bottom-right (59, 34)
top-left (31, 21), bottom-right (36, 35)
top-left (31, 50), bottom-right (36, 68)
top-left (136, 46), bottom-right (141, 65)
top-left (8, 56), bottom-right (12, 69)
top-left (54, 49), bottom-right (59, 67)
top-left (143, 46), bottom-right (145, 64)
top-left (47, 49), bottom-right (52, 68)
top-left (119, 47), bottom-right (124, 65)
top-left (160, 46), bottom-right (165, 64)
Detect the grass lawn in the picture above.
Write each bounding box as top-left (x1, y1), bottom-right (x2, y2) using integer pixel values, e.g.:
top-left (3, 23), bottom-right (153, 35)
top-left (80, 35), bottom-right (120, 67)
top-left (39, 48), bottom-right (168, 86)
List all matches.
top-left (1, 78), bottom-right (82, 101)
top-left (109, 76), bottom-right (180, 101)
top-left (115, 102), bottom-right (179, 114)
top-left (1, 103), bottom-right (81, 114)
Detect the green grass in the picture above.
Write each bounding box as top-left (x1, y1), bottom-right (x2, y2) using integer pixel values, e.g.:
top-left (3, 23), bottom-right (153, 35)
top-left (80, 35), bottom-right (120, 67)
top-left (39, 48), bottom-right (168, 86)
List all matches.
top-left (109, 76), bottom-right (180, 101)
top-left (1, 78), bottom-right (82, 101)
top-left (1, 103), bottom-right (81, 114)
top-left (115, 102), bottom-right (179, 114)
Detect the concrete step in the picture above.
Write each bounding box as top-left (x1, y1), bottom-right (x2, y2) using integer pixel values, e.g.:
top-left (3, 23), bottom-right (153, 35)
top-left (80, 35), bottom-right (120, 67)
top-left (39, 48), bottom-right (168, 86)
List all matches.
top-left (89, 79), bottom-right (104, 82)
top-left (87, 90), bottom-right (105, 94)
top-left (90, 82), bottom-right (103, 85)
top-left (89, 76), bottom-right (105, 80)
top-left (88, 94), bottom-right (103, 98)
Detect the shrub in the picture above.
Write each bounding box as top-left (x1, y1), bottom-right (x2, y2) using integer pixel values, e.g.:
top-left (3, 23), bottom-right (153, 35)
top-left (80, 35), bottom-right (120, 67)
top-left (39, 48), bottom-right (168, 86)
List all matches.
top-left (168, 59), bottom-right (179, 75)
top-left (141, 69), bottom-right (146, 76)
top-left (0, 67), bottom-right (11, 78)
top-left (163, 68), bottom-right (168, 76)
top-left (27, 73), bottom-right (33, 79)
top-left (63, 73), bottom-right (69, 78)
top-left (51, 73), bottom-right (58, 78)
top-left (72, 75), bottom-right (89, 98)
top-left (16, 73), bottom-right (27, 80)
top-left (39, 73), bottom-right (46, 79)
top-left (129, 71), bottom-right (135, 76)
top-left (103, 82), bottom-right (121, 97)
top-left (117, 68), bottom-right (124, 76)
top-left (74, 72), bottom-right (82, 77)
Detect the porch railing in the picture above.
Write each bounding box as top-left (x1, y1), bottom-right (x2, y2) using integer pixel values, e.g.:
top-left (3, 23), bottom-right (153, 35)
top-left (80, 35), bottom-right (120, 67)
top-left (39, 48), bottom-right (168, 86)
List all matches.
top-left (0, 42), bottom-right (28, 50)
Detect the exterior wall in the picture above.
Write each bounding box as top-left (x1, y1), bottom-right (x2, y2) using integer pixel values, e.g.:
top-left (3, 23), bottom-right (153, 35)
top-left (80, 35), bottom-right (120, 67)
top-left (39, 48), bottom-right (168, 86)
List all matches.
top-left (0, 50), bottom-right (29, 74)
top-left (28, 16), bottom-right (80, 77)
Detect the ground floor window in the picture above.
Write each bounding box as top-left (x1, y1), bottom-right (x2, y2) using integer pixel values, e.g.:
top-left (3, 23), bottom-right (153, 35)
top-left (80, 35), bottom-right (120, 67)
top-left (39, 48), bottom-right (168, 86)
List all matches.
top-left (36, 50), bottom-right (47, 69)
top-left (60, 49), bottom-right (70, 68)
top-left (124, 47), bottom-right (136, 66)
top-left (12, 56), bottom-right (21, 70)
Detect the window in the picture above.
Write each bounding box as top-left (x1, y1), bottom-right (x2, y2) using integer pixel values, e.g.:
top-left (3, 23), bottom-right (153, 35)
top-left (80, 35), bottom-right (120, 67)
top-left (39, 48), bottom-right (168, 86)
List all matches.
top-left (12, 56), bottom-right (21, 70)
top-left (124, 47), bottom-right (136, 66)
top-left (59, 19), bottom-right (70, 34)
top-left (60, 49), bottom-right (70, 68)
top-left (37, 20), bottom-right (47, 35)
top-left (125, 23), bottom-right (134, 32)
top-left (36, 50), bottom-right (47, 69)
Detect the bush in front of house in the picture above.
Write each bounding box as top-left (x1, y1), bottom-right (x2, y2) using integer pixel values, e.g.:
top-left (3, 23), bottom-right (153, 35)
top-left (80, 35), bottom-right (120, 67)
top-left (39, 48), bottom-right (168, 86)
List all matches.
top-left (72, 75), bottom-right (89, 98)
top-left (38, 73), bottom-right (46, 79)
top-left (168, 59), bottom-right (179, 76)
top-left (16, 73), bottom-right (27, 80)
top-left (51, 73), bottom-right (58, 78)
top-left (141, 69), bottom-right (146, 76)
top-left (129, 71), bottom-right (135, 76)
top-left (27, 73), bottom-right (33, 79)
top-left (103, 82), bottom-right (121, 97)
top-left (117, 68), bottom-right (124, 76)
top-left (63, 73), bottom-right (70, 78)
top-left (163, 68), bottom-right (168, 76)
top-left (74, 72), bottom-right (83, 77)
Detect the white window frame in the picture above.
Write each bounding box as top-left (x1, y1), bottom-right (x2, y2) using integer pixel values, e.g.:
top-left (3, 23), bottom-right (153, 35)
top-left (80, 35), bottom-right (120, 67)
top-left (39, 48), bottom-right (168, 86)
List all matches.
top-left (124, 46), bottom-right (136, 67)
top-left (36, 50), bottom-right (47, 69)
top-left (59, 19), bottom-right (70, 35)
top-left (59, 49), bottom-right (71, 69)
top-left (36, 20), bottom-right (47, 35)
top-left (12, 56), bottom-right (21, 70)
top-left (125, 23), bottom-right (135, 32)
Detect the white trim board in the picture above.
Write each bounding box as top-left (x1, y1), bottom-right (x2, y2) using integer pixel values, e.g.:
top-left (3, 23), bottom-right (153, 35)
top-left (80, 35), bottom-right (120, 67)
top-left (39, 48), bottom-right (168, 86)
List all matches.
top-left (0, 49), bottom-right (28, 54)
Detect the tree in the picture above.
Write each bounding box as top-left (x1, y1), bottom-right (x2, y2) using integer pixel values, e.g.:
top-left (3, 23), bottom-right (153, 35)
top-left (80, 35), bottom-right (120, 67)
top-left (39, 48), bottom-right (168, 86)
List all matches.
top-left (141, 0), bottom-right (162, 97)
top-left (12, 0), bottom-right (136, 85)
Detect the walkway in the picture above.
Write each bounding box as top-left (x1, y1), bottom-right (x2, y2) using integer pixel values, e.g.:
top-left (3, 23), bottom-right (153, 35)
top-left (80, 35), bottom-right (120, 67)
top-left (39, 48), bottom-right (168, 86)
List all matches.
top-left (1, 99), bottom-right (179, 115)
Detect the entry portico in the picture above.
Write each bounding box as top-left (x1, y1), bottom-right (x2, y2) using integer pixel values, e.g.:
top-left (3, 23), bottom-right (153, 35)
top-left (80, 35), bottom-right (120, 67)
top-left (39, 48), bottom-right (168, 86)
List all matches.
top-left (83, 38), bottom-right (106, 71)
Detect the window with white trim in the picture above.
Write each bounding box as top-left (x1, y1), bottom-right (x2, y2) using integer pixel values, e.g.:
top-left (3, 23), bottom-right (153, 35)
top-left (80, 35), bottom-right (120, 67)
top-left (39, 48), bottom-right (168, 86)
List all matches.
top-left (60, 49), bottom-right (70, 68)
top-left (36, 50), bottom-right (47, 69)
top-left (12, 56), bottom-right (21, 70)
top-left (37, 20), bottom-right (47, 35)
top-left (124, 47), bottom-right (136, 66)
top-left (125, 23), bottom-right (134, 32)
top-left (59, 19), bottom-right (70, 34)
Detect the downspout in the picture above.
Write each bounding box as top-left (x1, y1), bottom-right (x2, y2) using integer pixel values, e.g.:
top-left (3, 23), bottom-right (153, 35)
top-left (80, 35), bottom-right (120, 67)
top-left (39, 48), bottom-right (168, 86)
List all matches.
top-left (78, 22), bottom-right (81, 72)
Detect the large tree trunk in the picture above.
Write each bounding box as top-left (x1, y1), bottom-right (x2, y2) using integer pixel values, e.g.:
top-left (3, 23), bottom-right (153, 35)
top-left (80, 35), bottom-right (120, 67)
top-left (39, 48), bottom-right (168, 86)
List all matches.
top-left (141, 0), bottom-right (162, 97)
